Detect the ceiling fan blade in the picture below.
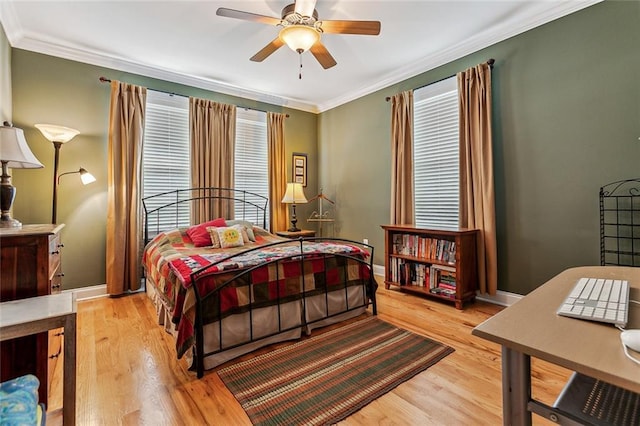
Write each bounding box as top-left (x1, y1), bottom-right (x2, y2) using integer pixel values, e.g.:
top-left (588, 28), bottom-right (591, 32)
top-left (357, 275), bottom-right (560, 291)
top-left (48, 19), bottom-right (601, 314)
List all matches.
top-left (216, 8), bottom-right (282, 26)
top-left (319, 20), bottom-right (381, 35)
top-left (294, 0), bottom-right (317, 16)
top-left (250, 37), bottom-right (285, 62)
top-left (310, 41), bottom-right (337, 69)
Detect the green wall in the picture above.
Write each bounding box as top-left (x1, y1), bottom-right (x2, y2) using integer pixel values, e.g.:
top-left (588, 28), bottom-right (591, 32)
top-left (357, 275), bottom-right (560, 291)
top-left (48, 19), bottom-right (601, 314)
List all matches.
top-left (10, 51), bottom-right (318, 290)
top-left (9, 1), bottom-right (639, 295)
top-left (318, 0), bottom-right (640, 294)
top-left (0, 23), bottom-right (10, 122)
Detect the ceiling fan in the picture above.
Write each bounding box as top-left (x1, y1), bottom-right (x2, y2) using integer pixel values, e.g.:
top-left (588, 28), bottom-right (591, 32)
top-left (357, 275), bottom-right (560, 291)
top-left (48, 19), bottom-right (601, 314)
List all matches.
top-left (216, 0), bottom-right (381, 70)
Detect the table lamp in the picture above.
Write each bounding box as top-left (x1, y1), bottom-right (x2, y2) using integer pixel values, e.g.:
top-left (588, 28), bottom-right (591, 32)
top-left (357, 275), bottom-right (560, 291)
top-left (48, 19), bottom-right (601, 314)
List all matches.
top-left (0, 122), bottom-right (45, 228)
top-left (35, 124), bottom-right (81, 224)
top-left (281, 182), bottom-right (307, 232)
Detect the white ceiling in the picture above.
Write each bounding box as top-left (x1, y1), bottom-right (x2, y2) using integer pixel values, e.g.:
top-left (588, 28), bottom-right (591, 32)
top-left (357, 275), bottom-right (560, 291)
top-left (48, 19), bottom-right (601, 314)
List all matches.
top-left (0, 0), bottom-right (600, 113)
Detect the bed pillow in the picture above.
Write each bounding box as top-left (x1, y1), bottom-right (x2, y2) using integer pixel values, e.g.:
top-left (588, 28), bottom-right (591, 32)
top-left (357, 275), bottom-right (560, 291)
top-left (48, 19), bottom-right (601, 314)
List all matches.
top-left (207, 225), bottom-right (248, 248)
top-left (226, 220), bottom-right (256, 241)
top-left (216, 226), bottom-right (245, 248)
top-left (186, 218), bottom-right (227, 247)
top-left (206, 227), bottom-right (222, 248)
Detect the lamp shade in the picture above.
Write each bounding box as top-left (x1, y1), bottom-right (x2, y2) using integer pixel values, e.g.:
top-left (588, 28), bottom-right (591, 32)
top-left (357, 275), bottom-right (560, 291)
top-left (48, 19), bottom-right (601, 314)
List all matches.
top-left (35, 124), bottom-right (80, 143)
top-left (79, 168), bottom-right (96, 185)
top-left (282, 182), bottom-right (308, 204)
top-left (0, 125), bottom-right (44, 169)
top-left (279, 25), bottom-right (320, 53)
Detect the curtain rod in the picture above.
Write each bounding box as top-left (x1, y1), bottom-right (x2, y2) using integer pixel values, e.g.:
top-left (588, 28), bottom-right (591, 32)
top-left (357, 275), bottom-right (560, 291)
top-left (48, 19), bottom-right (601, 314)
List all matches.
top-left (385, 58), bottom-right (494, 102)
top-left (98, 77), bottom-right (289, 117)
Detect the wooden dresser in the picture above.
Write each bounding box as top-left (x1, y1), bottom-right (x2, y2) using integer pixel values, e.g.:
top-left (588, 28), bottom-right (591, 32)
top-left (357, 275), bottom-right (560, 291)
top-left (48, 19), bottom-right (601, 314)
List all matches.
top-left (0, 224), bottom-right (65, 406)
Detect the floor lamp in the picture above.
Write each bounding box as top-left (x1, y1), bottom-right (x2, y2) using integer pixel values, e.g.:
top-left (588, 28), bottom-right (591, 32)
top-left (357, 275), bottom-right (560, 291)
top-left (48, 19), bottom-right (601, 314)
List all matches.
top-left (35, 124), bottom-right (80, 224)
top-left (0, 122), bottom-right (44, 228)
top-left (281, 182), bottom-right (308, 232)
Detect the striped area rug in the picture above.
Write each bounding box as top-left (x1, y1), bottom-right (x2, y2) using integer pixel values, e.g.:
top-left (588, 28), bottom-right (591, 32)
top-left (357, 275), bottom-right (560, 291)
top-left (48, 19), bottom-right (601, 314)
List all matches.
top-left (217, 316), bottom-right (454, 425)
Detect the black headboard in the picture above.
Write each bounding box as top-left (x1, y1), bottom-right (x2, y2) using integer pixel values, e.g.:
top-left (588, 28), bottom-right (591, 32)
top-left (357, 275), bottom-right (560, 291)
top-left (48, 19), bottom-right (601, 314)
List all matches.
top-left (142, 187), bottom-right (268, 243)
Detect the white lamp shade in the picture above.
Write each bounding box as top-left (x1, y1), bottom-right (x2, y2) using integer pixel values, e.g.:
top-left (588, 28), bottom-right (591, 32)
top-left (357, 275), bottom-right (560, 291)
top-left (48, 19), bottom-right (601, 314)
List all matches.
top-left (0, 125), bottom-right (44, 169)
top-left (35, 124), bottom-right (80, 143)
top-left (282, 182), bottom-right (308, 204)
top-left (79, 168), bottom-right (96, 185)
top-left (279, 25), bottom-right (320, 52)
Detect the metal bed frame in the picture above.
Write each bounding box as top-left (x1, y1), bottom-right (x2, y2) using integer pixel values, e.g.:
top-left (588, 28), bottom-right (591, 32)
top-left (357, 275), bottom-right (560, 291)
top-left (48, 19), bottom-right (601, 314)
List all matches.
top-left (142, 188), bottom-right (377, 377)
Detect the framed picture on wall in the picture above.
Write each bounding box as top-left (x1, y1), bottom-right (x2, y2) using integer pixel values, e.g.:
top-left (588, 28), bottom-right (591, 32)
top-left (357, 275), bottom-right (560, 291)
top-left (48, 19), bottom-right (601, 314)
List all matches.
top-left (293, 153), bottom-right (307, 187)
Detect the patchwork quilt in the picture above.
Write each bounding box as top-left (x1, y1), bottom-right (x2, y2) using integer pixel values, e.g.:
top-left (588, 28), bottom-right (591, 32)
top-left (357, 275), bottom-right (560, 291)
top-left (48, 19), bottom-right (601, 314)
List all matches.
top-left (143, 227), bottom-right (371, 358)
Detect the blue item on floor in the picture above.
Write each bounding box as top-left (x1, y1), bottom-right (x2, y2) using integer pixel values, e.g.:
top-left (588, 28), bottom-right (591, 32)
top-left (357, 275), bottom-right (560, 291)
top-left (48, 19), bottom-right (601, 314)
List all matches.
top-left (0, 374), bottom-right (44, 425)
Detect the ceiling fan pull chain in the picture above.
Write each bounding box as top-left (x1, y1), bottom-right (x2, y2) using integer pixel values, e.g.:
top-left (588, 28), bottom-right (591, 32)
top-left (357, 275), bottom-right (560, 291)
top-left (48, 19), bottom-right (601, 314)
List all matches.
top-left (299, 52), bottom-right (303, 80)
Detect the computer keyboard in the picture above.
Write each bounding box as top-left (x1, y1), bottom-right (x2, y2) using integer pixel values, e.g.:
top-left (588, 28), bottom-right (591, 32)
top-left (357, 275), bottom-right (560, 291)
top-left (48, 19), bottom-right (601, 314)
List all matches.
top-left (557, 277), bottom-right (629, 327)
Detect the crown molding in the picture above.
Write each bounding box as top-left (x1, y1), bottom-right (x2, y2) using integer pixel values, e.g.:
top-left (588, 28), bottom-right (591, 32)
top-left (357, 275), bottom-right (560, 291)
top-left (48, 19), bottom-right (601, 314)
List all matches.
top-left (1, 0), bottom-right (600, 114)
top-left (315, 0), bottom-right (602, 112)
top-left (10, 33), bottom-right (320, 113)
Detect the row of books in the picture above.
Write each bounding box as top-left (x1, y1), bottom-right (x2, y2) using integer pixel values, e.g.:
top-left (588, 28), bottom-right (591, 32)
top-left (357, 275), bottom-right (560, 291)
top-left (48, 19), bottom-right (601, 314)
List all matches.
top-left (392, 233), bottom-right (456, 264)
top-left (429, 268), bottom-right (456, 299)
top-left (389, 258), bottom-right (457, 292)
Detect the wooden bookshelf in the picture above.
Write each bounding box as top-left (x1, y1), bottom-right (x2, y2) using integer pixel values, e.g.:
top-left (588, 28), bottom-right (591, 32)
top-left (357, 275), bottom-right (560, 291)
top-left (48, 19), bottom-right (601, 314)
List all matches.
top-left (381, 225), bottom-right (478, 309)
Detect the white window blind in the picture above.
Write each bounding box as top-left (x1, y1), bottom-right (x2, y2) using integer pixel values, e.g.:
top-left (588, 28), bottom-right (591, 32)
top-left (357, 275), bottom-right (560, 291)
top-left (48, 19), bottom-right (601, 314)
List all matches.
top-left (234, 109), bottom-right (269, 226)
top-left (141, 94), bottom-right (270, 230)
top-left (142, 90), bottom-right (190, 230)
top-left (413, 77), bottom-right (459, 230)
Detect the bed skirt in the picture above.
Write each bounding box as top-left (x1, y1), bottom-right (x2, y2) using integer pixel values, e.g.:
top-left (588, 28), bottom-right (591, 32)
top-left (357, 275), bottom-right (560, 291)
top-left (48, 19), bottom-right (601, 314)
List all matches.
top-left (146, 278), bottom-right (367, 370)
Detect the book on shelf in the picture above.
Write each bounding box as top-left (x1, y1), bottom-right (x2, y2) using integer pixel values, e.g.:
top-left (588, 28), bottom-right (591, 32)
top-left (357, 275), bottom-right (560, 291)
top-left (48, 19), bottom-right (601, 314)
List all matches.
top-left (392, 233), bottom-right (456, 264)
top-left (429, 287), bottom-right (456, 298)
top-left (429, 264), bottom-right (455, 288)
top-left (390, 258), bottom-right (431, 287)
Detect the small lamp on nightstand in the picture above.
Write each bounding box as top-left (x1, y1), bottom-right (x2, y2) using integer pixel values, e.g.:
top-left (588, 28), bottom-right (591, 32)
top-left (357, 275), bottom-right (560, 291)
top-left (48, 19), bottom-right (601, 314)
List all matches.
top-left (281, 182), bottom-right (308, 232)
top-left (0, 122), bottom-right (44, 228)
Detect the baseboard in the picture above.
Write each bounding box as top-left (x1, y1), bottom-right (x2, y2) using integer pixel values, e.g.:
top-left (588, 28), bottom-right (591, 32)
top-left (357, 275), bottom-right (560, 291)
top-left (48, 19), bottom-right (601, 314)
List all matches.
top-left (373, 264), bottom-right (385, 278)
top-left (373, 263), bottom-right (522, 307)
top-left (63, 284), bottom-right (107, 301)
top-left (475, 290), bottom-right (522, 307)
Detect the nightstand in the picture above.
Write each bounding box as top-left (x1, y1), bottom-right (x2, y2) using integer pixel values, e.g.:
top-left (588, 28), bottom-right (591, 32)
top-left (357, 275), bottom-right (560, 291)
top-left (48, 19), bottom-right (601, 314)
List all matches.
top-left (276, 229), bottom-right (316, 239)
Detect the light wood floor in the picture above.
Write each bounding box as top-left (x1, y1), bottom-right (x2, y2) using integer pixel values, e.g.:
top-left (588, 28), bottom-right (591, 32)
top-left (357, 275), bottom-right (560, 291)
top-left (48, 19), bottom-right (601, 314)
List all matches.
top-left (47, 282), bottom-right (572, 425)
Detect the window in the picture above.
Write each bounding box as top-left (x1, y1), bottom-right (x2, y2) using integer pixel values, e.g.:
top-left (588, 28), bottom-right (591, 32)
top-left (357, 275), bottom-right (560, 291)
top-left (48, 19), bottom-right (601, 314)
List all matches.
top-left (234, 109), bottom-right (269, 226)
top-left (413, 77), bottom-right (459, 230)
top-left (142, 90), bottom-right (190, 230)
top-left (142, 92), bottom-right (269, 229)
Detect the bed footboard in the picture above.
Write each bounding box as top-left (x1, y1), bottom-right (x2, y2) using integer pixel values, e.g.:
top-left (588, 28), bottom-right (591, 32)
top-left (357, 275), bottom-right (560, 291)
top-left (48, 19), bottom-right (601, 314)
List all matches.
top-left (190, 238), bottom-right (377, 378)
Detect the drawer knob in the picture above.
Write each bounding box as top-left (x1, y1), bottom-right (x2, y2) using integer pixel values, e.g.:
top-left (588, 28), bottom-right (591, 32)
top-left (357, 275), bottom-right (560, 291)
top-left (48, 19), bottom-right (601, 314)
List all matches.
top-left (54, 331), bottom-right (64, 337)
top-left (51, 250), bottom-right (60, 255)
top-left (57, 243), bottom-right (64, 248)
top-left (52, 283), bottom-right (62, 289)
top-left (56, 273), bottom-right (65, 277)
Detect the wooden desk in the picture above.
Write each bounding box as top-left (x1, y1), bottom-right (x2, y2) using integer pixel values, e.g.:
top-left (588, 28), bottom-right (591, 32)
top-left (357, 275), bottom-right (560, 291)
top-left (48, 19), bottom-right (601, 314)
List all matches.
top-left (0, 293), bottom-right (77, 425)
top-left (472, 266), bottom-right (640, 425)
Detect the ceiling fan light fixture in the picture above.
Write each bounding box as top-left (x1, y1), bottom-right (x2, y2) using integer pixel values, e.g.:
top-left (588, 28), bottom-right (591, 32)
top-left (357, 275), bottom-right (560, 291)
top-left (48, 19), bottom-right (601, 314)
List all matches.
top-left (279, 25), bottom-right (319, 53)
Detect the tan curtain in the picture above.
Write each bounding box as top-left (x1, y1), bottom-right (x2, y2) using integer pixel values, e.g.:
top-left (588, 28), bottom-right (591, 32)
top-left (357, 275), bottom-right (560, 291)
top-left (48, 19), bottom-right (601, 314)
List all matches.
top-left (390, 90), bottom-right (415, 225)
top-left (189, 98), bottom-right (236, 223)
top-left (458, 62), bottom-right (498, 295)
top-left (267, 112), bottom-right (288, 232)
top-left (106, 81), bottom-right (147, 296)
